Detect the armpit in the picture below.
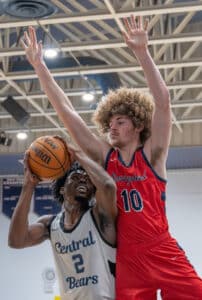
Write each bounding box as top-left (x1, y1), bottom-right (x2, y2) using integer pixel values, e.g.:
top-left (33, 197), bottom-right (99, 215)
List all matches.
top-left (99, 212), bottom-right (112, 233)
top-left (151, 147), bottom-right (164, 166)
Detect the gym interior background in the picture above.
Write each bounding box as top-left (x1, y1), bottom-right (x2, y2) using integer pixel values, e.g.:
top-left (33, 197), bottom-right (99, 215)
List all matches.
top-left (0, 1), bottom-right (202, 299)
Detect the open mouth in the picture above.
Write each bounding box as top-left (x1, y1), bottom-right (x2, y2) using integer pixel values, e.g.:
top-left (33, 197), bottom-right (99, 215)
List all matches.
top-left (76, 185), bottom-right (88, 193)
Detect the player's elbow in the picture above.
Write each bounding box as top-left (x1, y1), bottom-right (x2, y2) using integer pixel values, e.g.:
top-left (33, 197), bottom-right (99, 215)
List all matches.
top-left (103, 178), bottom-right (117, 195)
top-left (162, 89), bottom-right (171, 109)
top-left (156, 89), bottom-right (171, 110)
top-left (8, 235), bottom-right (25, 249)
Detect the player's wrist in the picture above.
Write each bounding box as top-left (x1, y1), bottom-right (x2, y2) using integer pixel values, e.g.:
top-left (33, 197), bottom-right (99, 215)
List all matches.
top-left (33, 60), bottom-right (46, 72)
top-left (132, 46), bottom-right (148, 57)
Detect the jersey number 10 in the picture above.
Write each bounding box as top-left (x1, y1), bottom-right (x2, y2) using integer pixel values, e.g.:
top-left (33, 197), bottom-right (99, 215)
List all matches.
top-left (121, 189), bottom-right (143, 212)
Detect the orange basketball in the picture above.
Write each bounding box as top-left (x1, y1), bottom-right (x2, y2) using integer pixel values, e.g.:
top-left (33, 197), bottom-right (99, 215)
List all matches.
top-left (28, 136), bottom-right (71, 180)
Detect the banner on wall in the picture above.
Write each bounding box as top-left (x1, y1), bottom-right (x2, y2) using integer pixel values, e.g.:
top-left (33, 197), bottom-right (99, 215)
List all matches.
top-left (2, 177), bottom-right (23, 218)
top-left (1, 178), bottom-right (61, 218)
top-left (34, 182), bottom-right (61, 216)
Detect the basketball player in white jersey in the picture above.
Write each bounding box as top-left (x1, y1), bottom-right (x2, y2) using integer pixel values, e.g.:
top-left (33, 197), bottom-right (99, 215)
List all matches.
top-left (8, 143), bottom-right (117, 300)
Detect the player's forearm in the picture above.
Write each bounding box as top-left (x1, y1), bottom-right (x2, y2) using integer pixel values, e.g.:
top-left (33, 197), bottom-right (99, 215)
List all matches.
top-left (34, 62), bottom-right (75, 114)
top-left (134, 48), bottom-right (170, 108)
top-left (33, 62), bottom-right (103, 158)
top-left (8, 185), bottom-right (34, 248)
top-left (77, 151), bottom-right (115, 191)
top-left (80, 154), bottom-right (117, 218)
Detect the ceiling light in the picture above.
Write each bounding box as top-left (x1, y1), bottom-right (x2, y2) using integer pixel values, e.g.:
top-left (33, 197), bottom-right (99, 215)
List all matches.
top-left (82, 92), bottom-right (95, 102)
top-left (44, 48), bottom-right (58, 59)
top-left (16, 132), bottom-right (28, 140)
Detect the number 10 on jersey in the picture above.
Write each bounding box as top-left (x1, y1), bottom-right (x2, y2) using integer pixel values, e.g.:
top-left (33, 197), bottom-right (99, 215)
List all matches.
top-left (121, 189), bottom-right (143, 212)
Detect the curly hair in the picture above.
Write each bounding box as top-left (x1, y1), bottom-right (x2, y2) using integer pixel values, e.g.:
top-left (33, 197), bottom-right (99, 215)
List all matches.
top-left (51, 162), bottom-right (85, 204)
top-left (93, 87), bottom-right (154, 144)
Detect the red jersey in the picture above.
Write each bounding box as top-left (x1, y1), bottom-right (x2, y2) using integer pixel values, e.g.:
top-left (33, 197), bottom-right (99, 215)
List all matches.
top-left (105, 147), bottom-right (169, 249)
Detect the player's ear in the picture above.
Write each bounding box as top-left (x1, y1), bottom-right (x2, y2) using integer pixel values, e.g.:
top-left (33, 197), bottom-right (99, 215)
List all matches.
top-left (137, 123), bottom-right (144, 133)
top-left (60, 187), bottom-right (64, 195)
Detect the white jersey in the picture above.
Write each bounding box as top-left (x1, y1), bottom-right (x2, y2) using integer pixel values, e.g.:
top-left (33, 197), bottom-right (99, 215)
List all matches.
top-left (50, 209), bottom-right (116, 300)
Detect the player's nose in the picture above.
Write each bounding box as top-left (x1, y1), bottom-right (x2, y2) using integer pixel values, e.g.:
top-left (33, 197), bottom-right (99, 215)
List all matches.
top-left (79, 176), bottom-right (87, 183)
top-left (109, 122), bottom-right (117, 131)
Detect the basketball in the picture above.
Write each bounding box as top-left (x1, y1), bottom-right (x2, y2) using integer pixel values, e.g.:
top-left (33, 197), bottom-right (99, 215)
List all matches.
top-left (28, 136), bottom-right (71, 180)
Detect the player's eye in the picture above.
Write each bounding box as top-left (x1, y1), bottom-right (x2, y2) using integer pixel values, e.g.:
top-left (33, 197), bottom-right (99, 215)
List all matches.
top-left (84, 175), bottom-right (90, 181)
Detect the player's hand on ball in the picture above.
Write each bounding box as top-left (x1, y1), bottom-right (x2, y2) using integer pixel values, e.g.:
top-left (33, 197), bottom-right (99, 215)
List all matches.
top-left (67, 144), bottom-right (85, 163)
top-left (23, 151), bottom-right (40, 187)
top-left (53, 134), bottom-right (69, 156)
top-left (66, 144), bottom-right (78, 163)
top-left (53, 135), bottom-right (66, 145)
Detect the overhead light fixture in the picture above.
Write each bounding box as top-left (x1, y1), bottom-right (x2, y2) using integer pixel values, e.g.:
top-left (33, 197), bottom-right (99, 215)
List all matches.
top-left (82, 92), bottom-right (95, 102)
top-left (16, 132), bottom-right (28, 140)
top-left (44, 48), bottom-right (58, 59)
top-left (101, 95), bottom-right (106, 101)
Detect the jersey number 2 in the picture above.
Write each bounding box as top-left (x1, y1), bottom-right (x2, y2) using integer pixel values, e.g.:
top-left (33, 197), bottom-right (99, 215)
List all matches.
top-left (72, 254), bottom-right (85, 273)
top-left (121, 189), bottom-right (143, 212)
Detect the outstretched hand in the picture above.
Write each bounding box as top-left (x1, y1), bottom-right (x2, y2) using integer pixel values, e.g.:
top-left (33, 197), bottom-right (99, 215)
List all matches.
top-left (21, 26), bottom-right (43, 68)
top-left (122, 15), bottom-right (149, 52)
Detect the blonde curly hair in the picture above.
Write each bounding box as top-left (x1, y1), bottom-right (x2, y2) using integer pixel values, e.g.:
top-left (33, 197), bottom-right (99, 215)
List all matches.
top-left (93, 87), bottom-right (154, 144)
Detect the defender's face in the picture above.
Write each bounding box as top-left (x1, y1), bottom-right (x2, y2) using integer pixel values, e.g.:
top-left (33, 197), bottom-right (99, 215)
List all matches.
top-left (108, 115), bottom-right (138, 147)
top-left (64, 170), bottom-right (95, 201)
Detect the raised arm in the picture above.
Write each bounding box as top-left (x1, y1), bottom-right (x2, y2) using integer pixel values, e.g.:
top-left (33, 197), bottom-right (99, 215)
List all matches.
top-left (8, 153), bottom-right (50, 248)
top-left (123, 16), bottom-right (172, 173)
top-left (21, 27), bottom-right (107, 164)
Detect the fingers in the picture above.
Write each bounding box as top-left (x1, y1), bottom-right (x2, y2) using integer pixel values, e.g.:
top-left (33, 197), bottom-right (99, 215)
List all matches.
top-left (31, 173), bottom-right (40, 183)
top-left (23, 152), bottom-right (30, 172)
top-left (21, 29), bottom-right (32, 50)
top-left (122, 31), bottom-right (129, 44)
top-left (131, 14), bottom-right (137, 30)
top-left (24, 31), bottom-right (31, 46)
top-left (144, 18), bottom-right (149, 31)
top-left (38, 40), bottom-right (43, 56)
top-left (63, 143), bottom-right (77, 165)
top-left (53, 135), bottom-right (64, 142)
top-left (67, 146), bottom-right (76, 164)
top-left (123, 17), bottom-right (132, 35)
top-left (137, 16), bottom-right (143, 30)
top-left (20, 37), bottom-right (27, 50)
top-left (29, 26), bottom-right (37, 49)
top-left (23, 150), bottom-right (29, 167)
top-left (23, 150), bottom-right (32, 172)
top-left (20, 30), bottom-right (30, 50)
top-left (123, 15), bottom-right (148, 32)
top-left (53, 135), bottom-right (70, 156)
top-left (21, 26), bottom-right (39, 50)
top-left (23, 150), bottom-right (40, 183)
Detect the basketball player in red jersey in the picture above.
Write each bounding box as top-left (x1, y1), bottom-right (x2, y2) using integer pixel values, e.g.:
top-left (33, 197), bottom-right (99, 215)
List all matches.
top-left (22, 15), bottom-right (202, 299)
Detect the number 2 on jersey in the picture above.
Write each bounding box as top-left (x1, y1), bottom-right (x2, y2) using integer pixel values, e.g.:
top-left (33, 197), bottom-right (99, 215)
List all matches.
top-left (121, 189), bottom-right (143, 212)
top-left (72, 254), bottom-right (85, 273)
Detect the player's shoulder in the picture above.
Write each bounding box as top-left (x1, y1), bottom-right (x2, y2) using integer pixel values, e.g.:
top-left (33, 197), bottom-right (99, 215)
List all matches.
top-left (37, 214), bottom-right (58, 238)
top-left (36, 214), bottom-right (55, 225)
top-left (94, 138), bottom-right (111, 166)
